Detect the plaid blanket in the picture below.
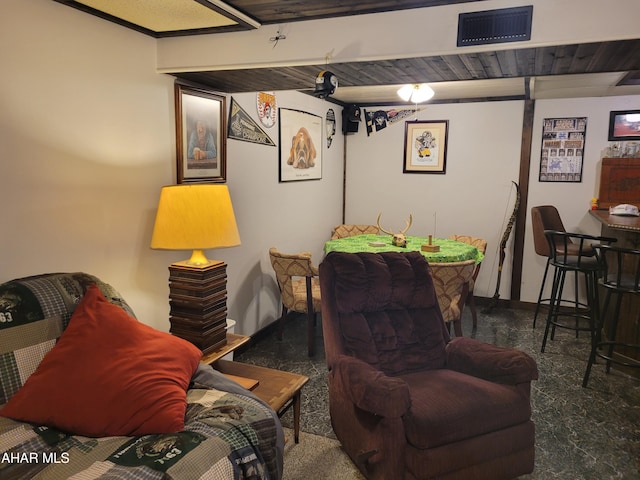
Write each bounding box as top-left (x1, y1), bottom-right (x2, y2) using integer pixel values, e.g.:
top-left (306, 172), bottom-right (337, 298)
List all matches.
top-left (0, 364), bottom-right (284, 479)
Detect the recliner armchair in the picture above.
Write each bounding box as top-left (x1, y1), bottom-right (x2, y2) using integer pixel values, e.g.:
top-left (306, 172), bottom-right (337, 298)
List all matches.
top-left (319, 251), bottom-right (538, 480)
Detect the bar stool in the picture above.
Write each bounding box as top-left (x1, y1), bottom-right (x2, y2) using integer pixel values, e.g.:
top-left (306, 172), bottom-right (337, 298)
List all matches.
top-left (540, 231), bottom-right (616, 354)
top-left (530, 206), bottom-right (595, 328)
top-left (583, 244), bottom-right (640, 387)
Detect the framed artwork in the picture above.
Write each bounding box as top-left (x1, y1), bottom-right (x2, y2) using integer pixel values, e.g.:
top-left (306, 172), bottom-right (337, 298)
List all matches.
top-left (175, 83), bottom-right (226, 183)
top-left (608, 110), bottom-right (640, 141)
top-left (539, 117), bottom-right (587, 183)
top-left (403, 120), bottom-right (449, 174)
top-left (278, 108), bottom-right (323, 182)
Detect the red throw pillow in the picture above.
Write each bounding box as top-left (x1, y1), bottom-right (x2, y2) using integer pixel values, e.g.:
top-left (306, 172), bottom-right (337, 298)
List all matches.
top-left (0, 285), bottom-right (202, 437)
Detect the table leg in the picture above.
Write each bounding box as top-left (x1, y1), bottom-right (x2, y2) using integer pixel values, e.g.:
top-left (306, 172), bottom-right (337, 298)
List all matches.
top-left (293, 390), bottom-right (302, 443)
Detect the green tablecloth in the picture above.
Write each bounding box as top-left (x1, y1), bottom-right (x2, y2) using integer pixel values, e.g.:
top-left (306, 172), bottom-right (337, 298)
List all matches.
top-left (324, 234), bottom-right (484, 264)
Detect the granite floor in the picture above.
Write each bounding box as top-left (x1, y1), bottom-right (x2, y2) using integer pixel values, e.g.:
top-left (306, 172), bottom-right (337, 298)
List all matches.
top-left (235, 306), bottom-right (640, 479)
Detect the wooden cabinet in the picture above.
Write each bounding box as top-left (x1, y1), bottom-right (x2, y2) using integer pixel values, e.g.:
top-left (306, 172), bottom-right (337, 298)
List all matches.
top-left (598, 158), bottom-right (640, 210)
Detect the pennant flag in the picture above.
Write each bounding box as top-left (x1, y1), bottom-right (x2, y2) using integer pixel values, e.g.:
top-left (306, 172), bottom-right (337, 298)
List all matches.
top-left (365, 108), bottom-right (423, 136)
top-left (228, 97), bottom-right (276, 146)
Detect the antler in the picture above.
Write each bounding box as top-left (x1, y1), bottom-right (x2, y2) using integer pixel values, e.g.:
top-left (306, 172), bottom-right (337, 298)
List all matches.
top-left (376, 213), bottom-right (394, 236)
top-left (400, 214), bottom-right (413, 234)
top-left (376, 213), bottom-right (413, 235)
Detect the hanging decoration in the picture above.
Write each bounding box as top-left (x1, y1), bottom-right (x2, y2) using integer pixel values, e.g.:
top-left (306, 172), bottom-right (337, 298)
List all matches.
top-left (364, 108), bottom-right (424, 136)
top-left (326, 109), bottom-right (336, 148)
top-left (257, 92), bottom-right (277, 128)
top-left (228, 97), bottom-right (275, 146)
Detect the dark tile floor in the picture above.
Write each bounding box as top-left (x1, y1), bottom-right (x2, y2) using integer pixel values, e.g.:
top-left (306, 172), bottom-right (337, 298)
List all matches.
top-left (235, 307), bottom-right (640, 479)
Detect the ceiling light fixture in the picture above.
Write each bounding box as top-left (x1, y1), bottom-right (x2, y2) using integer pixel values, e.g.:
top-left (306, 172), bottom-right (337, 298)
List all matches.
top-left (397, 84), bottom-right (435, 103)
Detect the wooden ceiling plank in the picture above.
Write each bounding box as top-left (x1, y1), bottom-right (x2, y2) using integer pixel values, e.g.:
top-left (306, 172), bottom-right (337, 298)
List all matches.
top-left (458, 53), bottom-right (491, 80)
top-left (476, 51), bottom-right (504, 79)
top-left (549, 44), bottom-right (579, 75)
top-left (495, 49), bottom-right (523, 78)
top-left (173, 39), bottom-right (640, 102)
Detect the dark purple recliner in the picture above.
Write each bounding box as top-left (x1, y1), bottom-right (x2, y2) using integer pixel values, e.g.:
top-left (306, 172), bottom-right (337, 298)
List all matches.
top-left (319, 251), bottom-right (538, 480)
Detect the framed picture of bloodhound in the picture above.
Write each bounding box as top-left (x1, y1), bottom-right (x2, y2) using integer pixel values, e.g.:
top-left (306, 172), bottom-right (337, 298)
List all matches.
top-left (278, 108), bottom-right (323, 182)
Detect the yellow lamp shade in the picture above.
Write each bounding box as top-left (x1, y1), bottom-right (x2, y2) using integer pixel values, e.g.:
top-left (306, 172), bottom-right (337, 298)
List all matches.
top-left (151, 184), bottom-right (240, 265)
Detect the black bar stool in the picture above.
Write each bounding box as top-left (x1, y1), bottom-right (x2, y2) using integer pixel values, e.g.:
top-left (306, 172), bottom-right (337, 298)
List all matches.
top-left (583, 244), bottom-right (640, 387)
top-left (540, 231), bottom-right (616, 354)
top-left (531, 206), bottom-right (597, 329)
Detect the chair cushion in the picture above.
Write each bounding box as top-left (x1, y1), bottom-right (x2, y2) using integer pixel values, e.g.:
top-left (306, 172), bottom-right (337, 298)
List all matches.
top-left (401, 369), bottom-right (532, 449)
top-left (0, 285), bottom-right (202, 437)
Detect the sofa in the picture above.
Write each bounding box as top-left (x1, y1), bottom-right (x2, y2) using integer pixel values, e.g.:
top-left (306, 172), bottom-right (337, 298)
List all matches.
top-left (319, 252), bottom-right (539, 480)
top-left (0, 272), bottom-right (284, 479)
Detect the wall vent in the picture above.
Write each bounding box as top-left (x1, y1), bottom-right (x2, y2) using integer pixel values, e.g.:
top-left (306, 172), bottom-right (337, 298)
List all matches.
top-left (457, 6), bottom-right (533, 47)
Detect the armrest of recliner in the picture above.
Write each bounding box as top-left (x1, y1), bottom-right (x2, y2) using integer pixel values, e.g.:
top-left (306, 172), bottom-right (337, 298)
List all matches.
top-left (330, 354), bottom-right (411, 417)
top-left (445, 337), bottom-right (538, 385)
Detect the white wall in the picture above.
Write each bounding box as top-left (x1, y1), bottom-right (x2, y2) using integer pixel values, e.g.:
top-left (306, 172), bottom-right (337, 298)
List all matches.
top-left (345, 95), bottom-right (640, 305)
top-left (1, 0), bottom-right (173, 331)
top-left (346, 102), bottom-right (523, 302)
top-left (1, 0), bottom-right (343, 335)
top-left (524, 95), bottom-right (640, 303)
top-left (207, 91), bottom-right (344, 335)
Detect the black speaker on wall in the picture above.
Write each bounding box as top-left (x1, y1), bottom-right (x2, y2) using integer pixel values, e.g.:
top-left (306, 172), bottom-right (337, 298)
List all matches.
top-left (342, 104), bottom-right (361, 134)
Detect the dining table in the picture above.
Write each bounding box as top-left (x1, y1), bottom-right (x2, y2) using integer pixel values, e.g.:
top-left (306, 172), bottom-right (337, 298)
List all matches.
top-left (323, 234), bottom-right (484, 336)
top-left (324, 234), bottom-right (484, 264)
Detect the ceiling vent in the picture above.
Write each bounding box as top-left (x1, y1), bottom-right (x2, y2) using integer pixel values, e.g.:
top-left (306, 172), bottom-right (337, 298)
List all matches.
top-left (457, 6), bottom-right (533, 47)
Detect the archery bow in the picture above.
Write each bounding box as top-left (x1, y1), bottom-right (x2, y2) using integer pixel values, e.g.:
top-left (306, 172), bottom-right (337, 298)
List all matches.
top-left (483, 181), bottom-right (520, 313)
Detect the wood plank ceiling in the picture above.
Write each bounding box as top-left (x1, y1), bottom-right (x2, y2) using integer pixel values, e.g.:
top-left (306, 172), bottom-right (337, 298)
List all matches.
top-left (175, 39), bottom-right (640, 100)
top-left (54, 0), bottom-right (640, 105)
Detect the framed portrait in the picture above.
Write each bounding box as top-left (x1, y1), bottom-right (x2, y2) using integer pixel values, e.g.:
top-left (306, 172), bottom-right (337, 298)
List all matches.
top-left (278, 108), bottom-right (323, 182)
top-left (175, 83), bottom-right (226, 183)
top-left (403, 120), bottom-right (449, 174)
top-left (538, 117), bottom-right (587, 183)
top-left (608, 110), bottom-right (640, 141)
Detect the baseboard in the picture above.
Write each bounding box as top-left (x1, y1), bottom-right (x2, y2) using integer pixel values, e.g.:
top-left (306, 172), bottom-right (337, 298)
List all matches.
top-left (474, 296), bottom-right (537, 312)
top-left (245, 299), bottom-right (538, 349)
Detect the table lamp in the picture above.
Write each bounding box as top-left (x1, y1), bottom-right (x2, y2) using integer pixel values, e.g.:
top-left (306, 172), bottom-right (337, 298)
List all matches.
top-left (151, 184), bottom-right (241, 353)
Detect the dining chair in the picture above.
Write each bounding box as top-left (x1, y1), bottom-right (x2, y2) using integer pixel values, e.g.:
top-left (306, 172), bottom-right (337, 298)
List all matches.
top-left (268, 247), bottom-right (322, 356)
top-left (448, 234), bottom-right (487, 328)
top-left (330, 224), bottom-right (379, 240)
top-left (428, 259), bottom-right (477, 337)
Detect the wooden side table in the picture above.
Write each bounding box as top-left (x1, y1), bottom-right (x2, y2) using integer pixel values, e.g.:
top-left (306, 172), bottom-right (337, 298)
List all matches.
top-left (200, 332), bottom-right (250, 364)
top-left (213, 359), bottom-right (309, 443)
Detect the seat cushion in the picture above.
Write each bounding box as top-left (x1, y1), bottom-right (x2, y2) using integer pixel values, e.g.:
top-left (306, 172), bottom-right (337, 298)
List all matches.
top-left (0, 285), bottom-right (202, 437)
top-left (401, 369), bottom-right (532, 449)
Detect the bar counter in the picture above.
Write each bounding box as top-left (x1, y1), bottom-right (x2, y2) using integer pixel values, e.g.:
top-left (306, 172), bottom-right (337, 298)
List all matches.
top-left (589, 209), bottom-right (640, 236)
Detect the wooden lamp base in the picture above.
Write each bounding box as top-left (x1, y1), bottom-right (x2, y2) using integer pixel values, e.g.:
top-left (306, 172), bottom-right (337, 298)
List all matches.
top-left (168, 261), bottom-right (229, 354)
